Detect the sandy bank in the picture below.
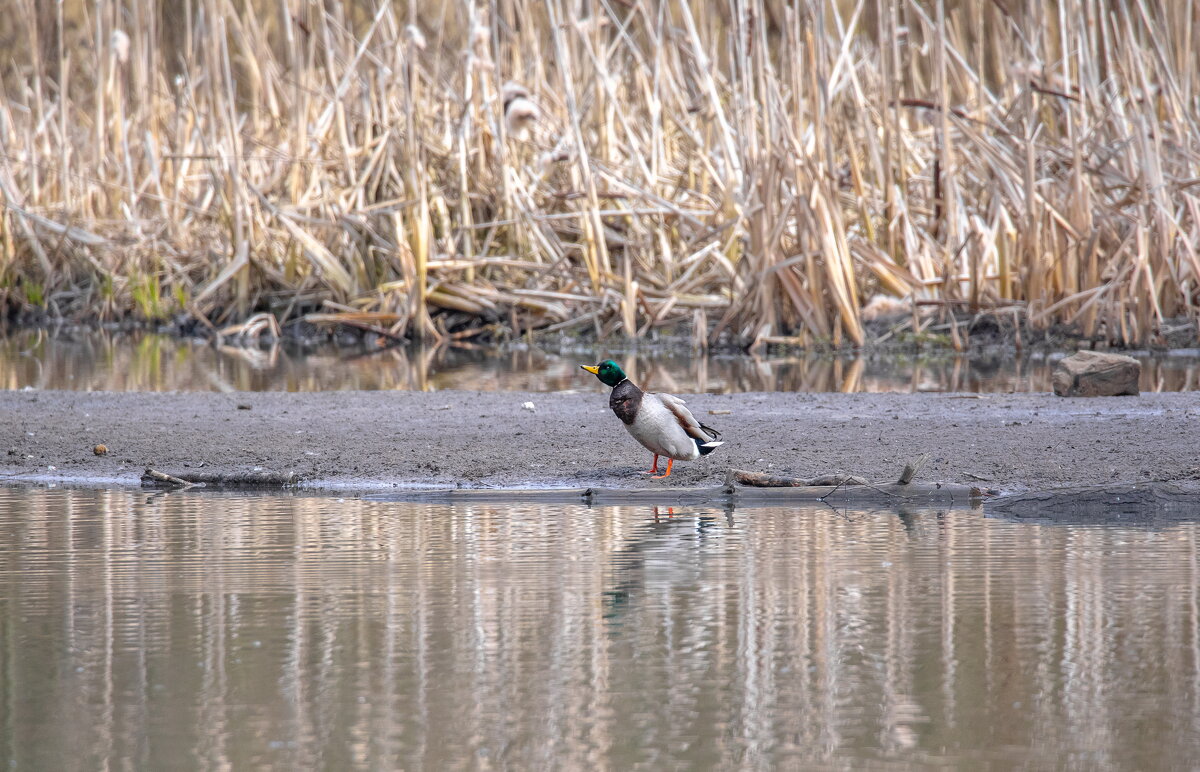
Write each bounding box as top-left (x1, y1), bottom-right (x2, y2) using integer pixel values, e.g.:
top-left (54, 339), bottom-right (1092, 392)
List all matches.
top-left (2, 389), bottom-right (1197, 495)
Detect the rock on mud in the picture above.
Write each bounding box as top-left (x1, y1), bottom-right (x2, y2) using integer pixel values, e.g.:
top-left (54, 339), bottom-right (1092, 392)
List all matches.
top-left (1052, 351), bottom-right (1140, 397)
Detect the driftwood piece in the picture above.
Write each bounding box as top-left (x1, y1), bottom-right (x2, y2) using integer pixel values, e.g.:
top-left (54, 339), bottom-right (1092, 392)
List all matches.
top-left (140, 469), bottom-right (304, 489)
top-left (720, 456), bottom-right (989, 506)
top-left (729, 450), bottom-right (934, 489)
top-left (987, 481), bottom-right (1200, 522)
top-left (725, 469), bottom-right (869, 488)
top-left (141, 469), bottom-right (198, 489)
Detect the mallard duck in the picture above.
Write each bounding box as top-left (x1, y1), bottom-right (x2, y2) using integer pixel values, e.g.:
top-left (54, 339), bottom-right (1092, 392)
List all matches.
top-left (581, 360), bottom-right (723, 478)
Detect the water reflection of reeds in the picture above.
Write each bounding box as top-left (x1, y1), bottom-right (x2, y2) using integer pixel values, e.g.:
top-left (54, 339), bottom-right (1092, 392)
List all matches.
top-left (0, 488), bottom-right (1197, 769)
top-left (2, 330), bottom-right (1199, 393)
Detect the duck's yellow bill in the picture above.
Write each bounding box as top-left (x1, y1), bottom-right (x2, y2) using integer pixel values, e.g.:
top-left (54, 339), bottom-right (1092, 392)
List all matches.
top-left (580, 365), bottom-right (600, 374)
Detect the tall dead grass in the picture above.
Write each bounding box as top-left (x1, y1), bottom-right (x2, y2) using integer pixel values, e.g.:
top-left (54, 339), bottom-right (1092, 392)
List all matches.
top-left (0, 0), bottom-right (1197, 346)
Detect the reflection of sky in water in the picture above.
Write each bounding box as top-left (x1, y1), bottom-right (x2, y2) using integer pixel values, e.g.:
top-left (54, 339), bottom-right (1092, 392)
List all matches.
top-left (0, 486), bottom-right (1197, 769)
top-left (2, 329), bottom-right (1198, 393)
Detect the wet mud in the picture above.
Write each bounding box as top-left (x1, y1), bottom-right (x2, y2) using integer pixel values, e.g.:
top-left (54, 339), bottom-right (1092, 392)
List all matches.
top-left (3, 389), bottom-right (1197, 509)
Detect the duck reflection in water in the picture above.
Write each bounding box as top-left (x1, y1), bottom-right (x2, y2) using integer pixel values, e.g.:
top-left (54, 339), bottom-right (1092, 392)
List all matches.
top-left (602, 507), bottom-right (733, 622)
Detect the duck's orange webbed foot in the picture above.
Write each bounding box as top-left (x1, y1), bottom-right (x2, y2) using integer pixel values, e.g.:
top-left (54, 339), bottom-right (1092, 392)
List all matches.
top-left (650, 459), bottom-right (674, 479)
top-left (640, 454), bottom-right (660, 475)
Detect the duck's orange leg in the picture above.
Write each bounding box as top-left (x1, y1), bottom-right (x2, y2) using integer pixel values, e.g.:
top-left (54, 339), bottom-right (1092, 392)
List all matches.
top-left (641, 454), bottom-right (660, 475)
top-left (650, 458), bottom-right (674, 479)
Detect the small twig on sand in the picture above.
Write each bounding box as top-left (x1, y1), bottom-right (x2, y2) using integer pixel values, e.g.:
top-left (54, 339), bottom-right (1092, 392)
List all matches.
top-left (819, 474), bottom-right (855, 502)
top-left (141, 468), bottom-right (198, 489)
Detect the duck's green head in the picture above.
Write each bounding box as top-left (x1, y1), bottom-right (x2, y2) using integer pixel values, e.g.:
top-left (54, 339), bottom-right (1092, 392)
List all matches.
top-left (581, 359), bottom-right (627, 387)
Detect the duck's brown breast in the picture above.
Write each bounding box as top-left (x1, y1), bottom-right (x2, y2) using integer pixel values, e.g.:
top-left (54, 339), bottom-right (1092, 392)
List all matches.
top-left (608, 380), bottom-right (643, 425)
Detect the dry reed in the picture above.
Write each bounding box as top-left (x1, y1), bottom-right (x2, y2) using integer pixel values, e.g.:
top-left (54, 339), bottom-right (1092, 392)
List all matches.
top-left (0, 0), bottom-right (1197, 346)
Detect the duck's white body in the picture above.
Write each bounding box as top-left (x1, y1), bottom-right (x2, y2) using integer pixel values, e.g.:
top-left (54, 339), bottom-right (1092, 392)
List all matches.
top-left (626, 393), bottom-right (706, 461)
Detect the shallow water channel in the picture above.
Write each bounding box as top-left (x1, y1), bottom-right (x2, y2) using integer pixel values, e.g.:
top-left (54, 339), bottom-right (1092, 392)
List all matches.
top-left (1, 486), bottom-right (1197, 768)
top-left (4, 329), bottom-right (1200, 393)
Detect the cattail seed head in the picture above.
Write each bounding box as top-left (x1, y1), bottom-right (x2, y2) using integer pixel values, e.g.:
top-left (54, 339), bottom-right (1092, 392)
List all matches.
top-left (404, 24), bottom-right (427, 51)
top-left (111, 30), bottom-right (130, 64)
top-left (502, 82), bottom-right (538, 138)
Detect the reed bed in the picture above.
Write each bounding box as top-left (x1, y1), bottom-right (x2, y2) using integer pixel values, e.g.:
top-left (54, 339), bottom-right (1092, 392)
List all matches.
top-left (0, 0), bottom-right (1197, 346)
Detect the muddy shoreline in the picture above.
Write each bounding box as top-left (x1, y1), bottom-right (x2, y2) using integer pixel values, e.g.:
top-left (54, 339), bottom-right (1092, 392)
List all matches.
top-left (3, 389), bottom-right (1197, 498)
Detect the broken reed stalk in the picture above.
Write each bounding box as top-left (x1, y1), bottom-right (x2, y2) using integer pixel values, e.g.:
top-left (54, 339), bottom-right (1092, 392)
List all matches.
top-left (0, 0), bottom-right (1198, 346)
top-left (897, 453), bottom-right (930, 485)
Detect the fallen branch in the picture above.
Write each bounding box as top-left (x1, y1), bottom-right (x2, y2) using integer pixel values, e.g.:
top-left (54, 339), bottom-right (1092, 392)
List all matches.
top-left (721, 456), bottom-right (991, 505)
top-left (729, 452), bottom-right (935, 490)
top-left (140, 469), bottom-right (304, 488)
top-left (726, 469), bottom-right (869, 487)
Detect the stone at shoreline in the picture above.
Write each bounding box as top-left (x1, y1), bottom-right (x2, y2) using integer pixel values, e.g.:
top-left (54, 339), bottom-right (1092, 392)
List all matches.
top-left (1052, 350), bottom-right (1140, 397)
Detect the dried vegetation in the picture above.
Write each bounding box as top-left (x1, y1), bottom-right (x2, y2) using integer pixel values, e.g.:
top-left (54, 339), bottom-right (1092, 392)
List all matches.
top-left (1, 0), bottom-right (1198, 346)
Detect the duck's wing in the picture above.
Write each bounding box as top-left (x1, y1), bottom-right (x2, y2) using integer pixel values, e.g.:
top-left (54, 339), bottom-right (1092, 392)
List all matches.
top-left (655, 393), bottom-right (722, 442)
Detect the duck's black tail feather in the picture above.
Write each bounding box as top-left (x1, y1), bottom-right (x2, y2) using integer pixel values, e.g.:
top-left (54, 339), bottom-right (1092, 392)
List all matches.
top-left (695, 422), bottom-right (723, 455)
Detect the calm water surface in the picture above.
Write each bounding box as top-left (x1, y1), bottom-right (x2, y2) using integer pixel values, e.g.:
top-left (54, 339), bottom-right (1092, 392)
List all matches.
top-left (0, 487), bottom-right (1197, 769)
top-left (3, 329), bottom-right (1199, 393)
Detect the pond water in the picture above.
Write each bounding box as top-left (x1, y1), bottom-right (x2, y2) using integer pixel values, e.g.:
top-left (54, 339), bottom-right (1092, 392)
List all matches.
top-left (2, 329), bottom-right (1199, 393)
top-left (1, 486), bottom-right (1197, 769)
